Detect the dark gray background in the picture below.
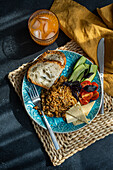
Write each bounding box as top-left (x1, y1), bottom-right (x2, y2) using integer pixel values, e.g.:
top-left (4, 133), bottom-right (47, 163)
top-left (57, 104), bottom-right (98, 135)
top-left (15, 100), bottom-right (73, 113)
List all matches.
top-left (0, 0), bottom-right (113, 169)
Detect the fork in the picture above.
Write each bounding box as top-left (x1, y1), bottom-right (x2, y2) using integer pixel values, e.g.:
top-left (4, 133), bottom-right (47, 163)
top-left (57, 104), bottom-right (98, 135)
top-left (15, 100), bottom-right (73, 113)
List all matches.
top-left (28, 84), bottom-right (60, 150)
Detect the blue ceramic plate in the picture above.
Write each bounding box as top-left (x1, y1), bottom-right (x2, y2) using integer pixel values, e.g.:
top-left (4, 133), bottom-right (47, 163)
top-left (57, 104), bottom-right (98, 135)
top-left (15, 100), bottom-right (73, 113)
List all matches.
top-left (22, 50), bottom-right (101, 133)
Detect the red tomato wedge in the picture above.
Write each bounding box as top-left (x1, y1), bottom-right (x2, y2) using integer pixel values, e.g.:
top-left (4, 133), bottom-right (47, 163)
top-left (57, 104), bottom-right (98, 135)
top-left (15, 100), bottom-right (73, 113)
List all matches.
top-left (81, 91), bottom-right (93, 100)
top-left (81, 81), bottom-right (92, 88)
top-left (79, 97), bottom-right (90, 105)
top-left (79, 89), bottom-right (85, 96)
top-left (91, 82), bottom-right (98, 91)
top-left (91, 91), bottom-right (99, 100)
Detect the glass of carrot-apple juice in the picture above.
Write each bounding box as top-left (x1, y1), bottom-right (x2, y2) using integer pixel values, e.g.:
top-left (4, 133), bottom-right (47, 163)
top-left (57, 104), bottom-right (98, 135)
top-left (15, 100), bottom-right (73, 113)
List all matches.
top-left (28, 9), bottom-right (59, 46)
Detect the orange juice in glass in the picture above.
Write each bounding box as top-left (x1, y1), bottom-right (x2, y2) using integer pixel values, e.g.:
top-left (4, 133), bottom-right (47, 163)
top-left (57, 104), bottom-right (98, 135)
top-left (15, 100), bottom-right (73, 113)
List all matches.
top-left (28, 9), bottom-right (59, 45)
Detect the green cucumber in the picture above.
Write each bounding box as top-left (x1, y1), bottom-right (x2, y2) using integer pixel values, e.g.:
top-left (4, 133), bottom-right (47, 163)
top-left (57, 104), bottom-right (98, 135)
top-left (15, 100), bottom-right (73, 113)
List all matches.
top-left (76, 72), bottom-right (84, 81)
top-left (74, 56), bottom-right (86, 70)
top-left (77, 63), bottom-right (90, 81)
top-left (77, 64), bottom-right (90, 82)
top-left (84, 65), bottom-right (98, 82)
top-left (69, 64), bottom-right (86, 81)
top-left (84, 63), bottom-right (90, 69)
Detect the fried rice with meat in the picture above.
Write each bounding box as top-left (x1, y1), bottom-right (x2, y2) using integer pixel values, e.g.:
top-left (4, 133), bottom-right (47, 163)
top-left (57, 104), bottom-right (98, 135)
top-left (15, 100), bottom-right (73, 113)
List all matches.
top-left (41, 76), bottom-right (77, 119)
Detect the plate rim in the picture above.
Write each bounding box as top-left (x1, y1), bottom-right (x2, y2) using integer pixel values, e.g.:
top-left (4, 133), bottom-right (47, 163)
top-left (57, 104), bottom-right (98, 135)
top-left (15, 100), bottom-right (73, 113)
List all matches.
top-left (22, 49), bottom-right (102, 133)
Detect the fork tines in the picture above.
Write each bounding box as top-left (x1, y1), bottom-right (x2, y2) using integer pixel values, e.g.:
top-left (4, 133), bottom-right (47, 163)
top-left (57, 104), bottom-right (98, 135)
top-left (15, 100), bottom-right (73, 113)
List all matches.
top-left (29, 84), bottom-right (40, 99)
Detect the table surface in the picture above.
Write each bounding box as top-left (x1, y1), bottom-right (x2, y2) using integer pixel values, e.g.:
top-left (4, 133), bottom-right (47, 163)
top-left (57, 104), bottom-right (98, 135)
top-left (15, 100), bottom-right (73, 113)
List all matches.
top-left (1, 0), bottom-right (113, 169)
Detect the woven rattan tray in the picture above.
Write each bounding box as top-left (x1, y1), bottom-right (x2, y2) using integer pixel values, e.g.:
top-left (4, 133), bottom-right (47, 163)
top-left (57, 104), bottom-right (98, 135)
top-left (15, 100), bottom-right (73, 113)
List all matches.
top-left (8, 40), bottom-right (113, 166)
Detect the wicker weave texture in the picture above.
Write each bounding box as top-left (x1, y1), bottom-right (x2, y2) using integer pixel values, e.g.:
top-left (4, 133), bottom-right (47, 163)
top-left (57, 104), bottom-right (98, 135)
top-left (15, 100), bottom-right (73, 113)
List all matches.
top-left (8, 40), bottom-right (113, 166)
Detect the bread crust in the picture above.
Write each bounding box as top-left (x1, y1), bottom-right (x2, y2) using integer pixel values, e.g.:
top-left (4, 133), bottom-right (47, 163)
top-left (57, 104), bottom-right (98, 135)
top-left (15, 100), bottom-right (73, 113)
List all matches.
top-left (37, 50), bottom-right (66, 68)
top-left (27, 59), bottom-right (63, 89)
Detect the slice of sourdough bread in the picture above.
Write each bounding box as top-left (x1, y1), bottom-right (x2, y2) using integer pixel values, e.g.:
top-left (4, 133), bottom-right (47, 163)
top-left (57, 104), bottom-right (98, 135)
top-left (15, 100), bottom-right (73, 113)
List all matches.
top-left (27, 60), bottom-right (63, 89)
top-left (38, 50), bottom-right (66, 68)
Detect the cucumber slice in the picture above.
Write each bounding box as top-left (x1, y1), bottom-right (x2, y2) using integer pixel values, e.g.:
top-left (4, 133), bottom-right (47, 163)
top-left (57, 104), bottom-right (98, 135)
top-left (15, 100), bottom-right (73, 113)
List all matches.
top-left (77, 64), bottom-right (90, 82)
top-left (76, 72), bottom-right (84, 81)
top-left (74, 56), bottom-right (86, 70)
top-left (84, 63), bottom-right (90, 69)
top-left (69, 64), bottom-right (86, 81)
top-left (84, 65), bottom-right (98, 82)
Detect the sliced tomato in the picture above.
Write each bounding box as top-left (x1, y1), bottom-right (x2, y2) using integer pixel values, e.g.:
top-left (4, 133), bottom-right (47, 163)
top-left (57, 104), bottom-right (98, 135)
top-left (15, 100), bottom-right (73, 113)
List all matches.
top-left (91, 82), bottom-right (98, 91)
top-left (81, 81), bottom-right (92, 88)
top-left (79, 89), bottom-right (85, 96)
top-left (79, 97), bottom-right (90, 105)
top-left (81, 91), bottom-right (93, 100)
top-left (91, 91), bottom-right (99, 100)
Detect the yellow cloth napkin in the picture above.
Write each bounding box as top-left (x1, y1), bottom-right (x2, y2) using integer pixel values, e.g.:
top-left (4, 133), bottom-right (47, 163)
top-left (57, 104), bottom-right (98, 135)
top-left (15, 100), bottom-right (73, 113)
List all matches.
top-left (50, 0), bottom-right (113, 96)
top-left (97, 4), bottom-right (113, 29)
